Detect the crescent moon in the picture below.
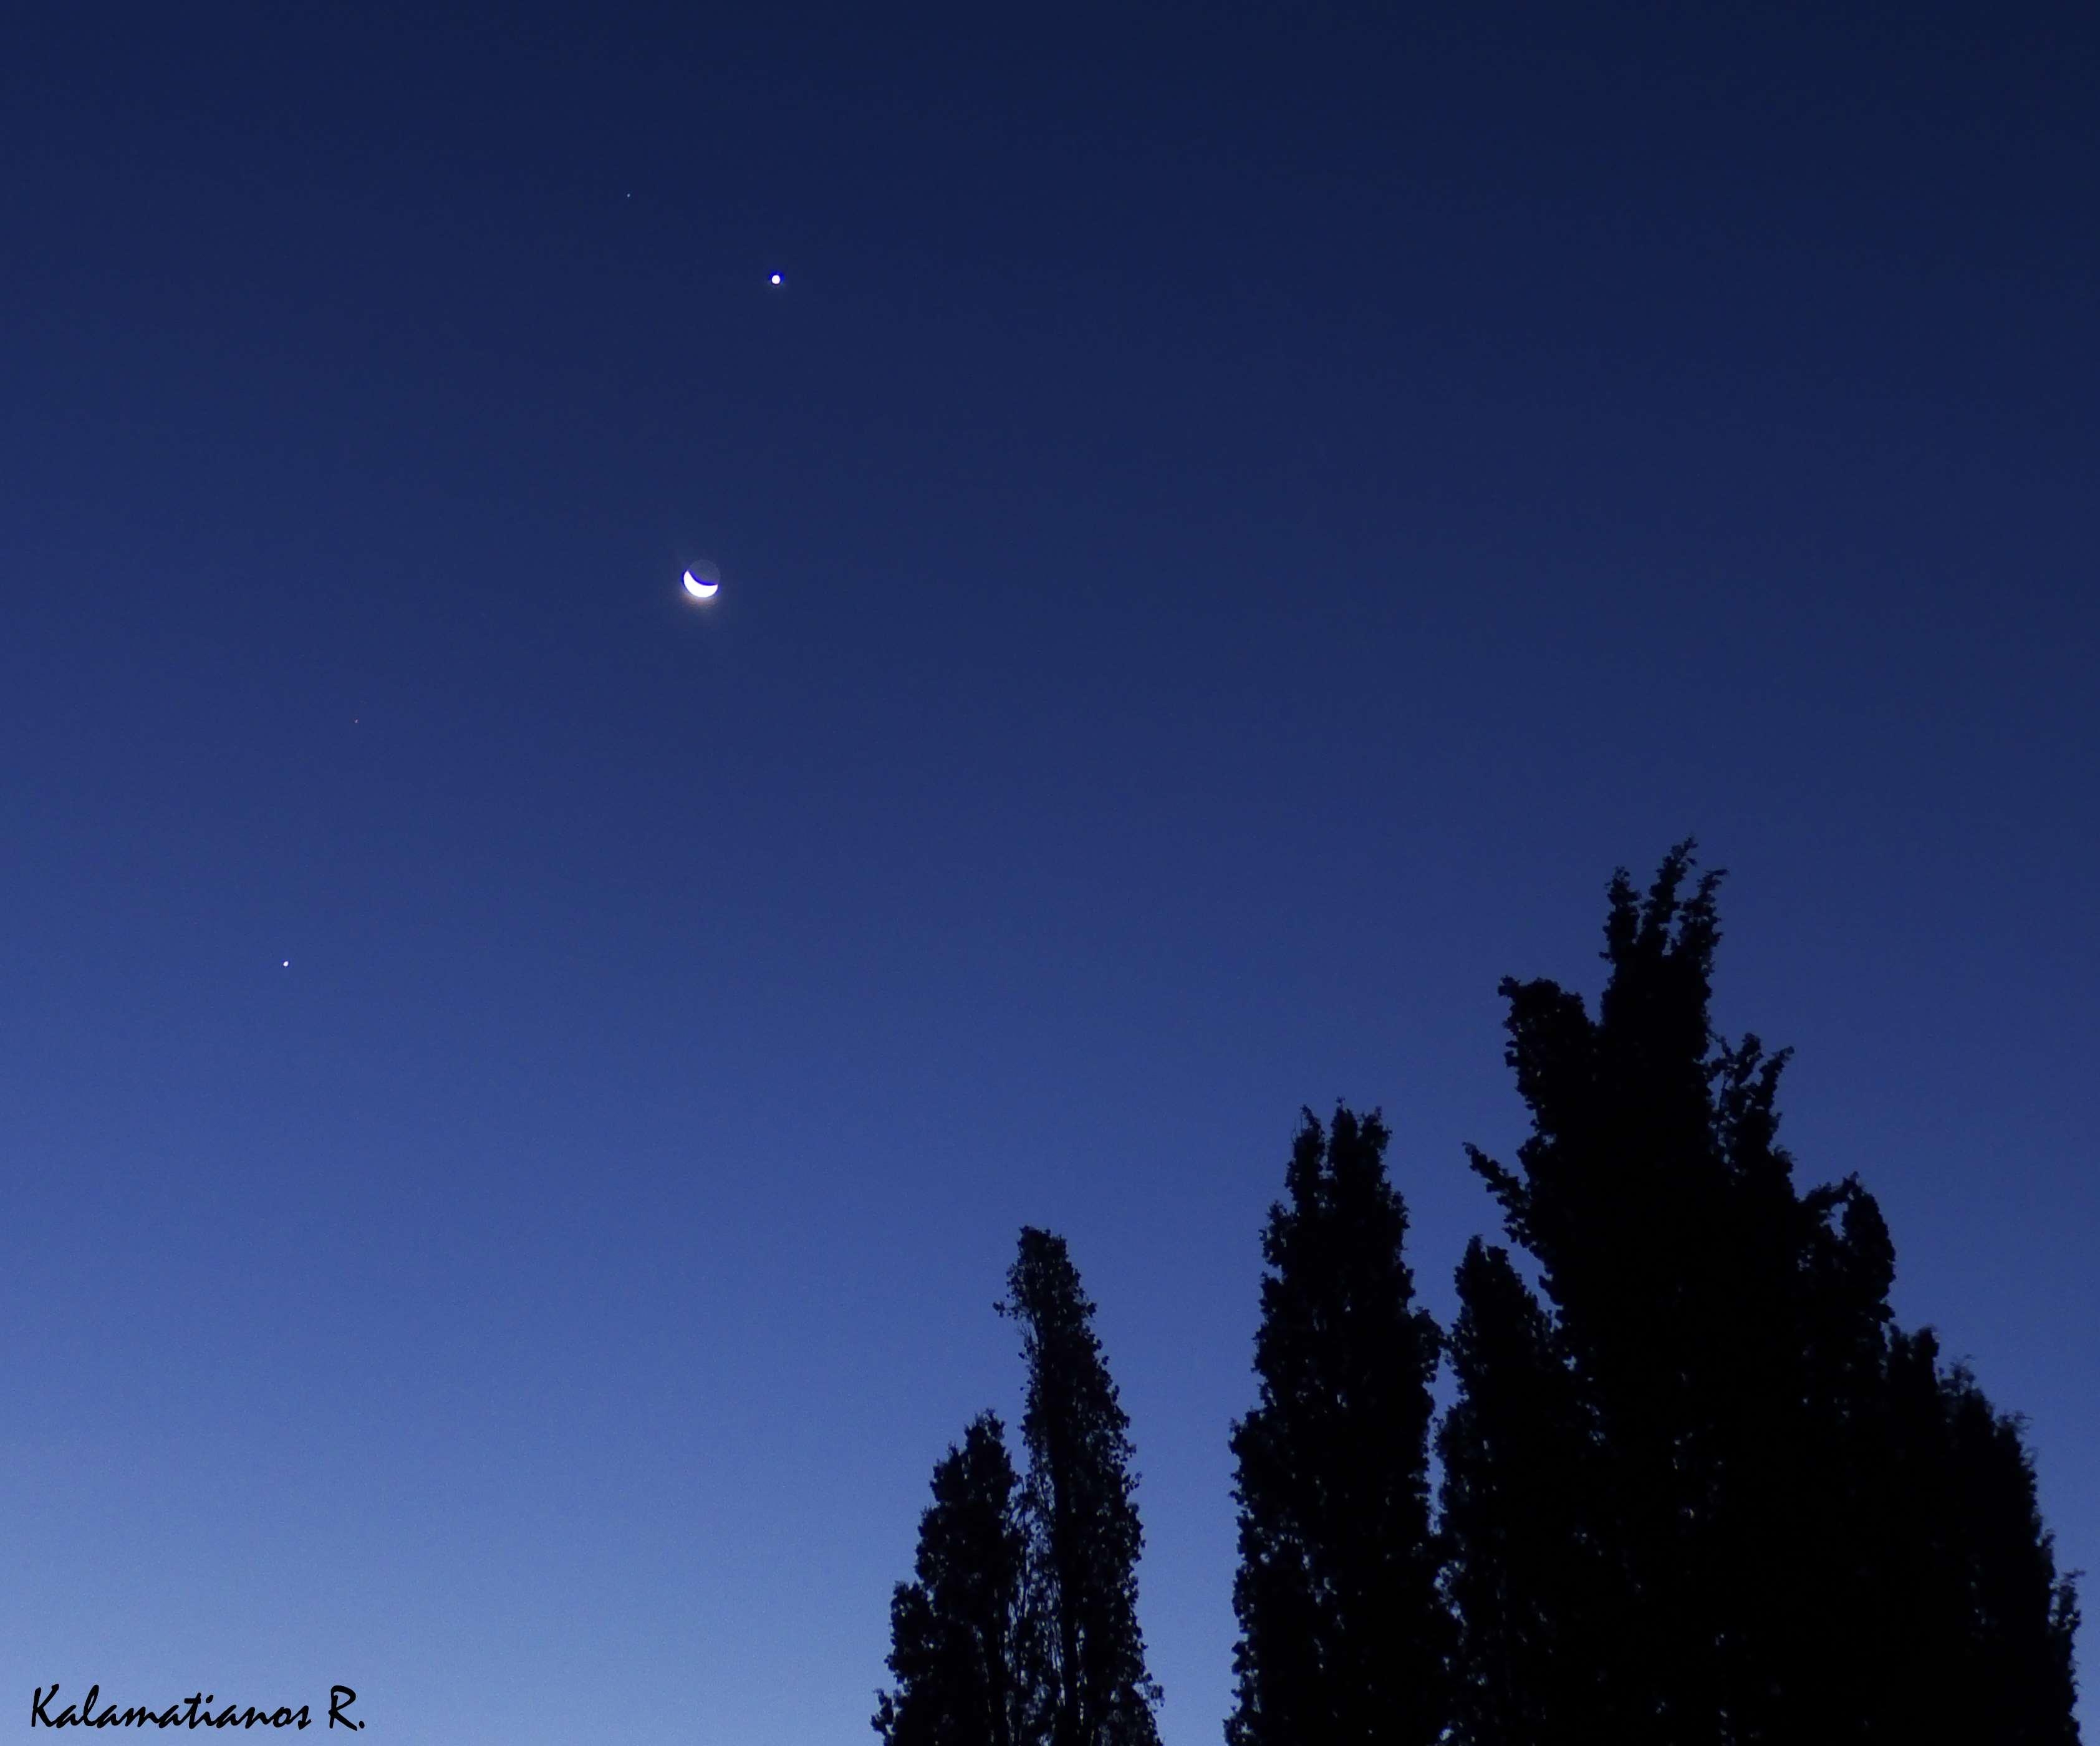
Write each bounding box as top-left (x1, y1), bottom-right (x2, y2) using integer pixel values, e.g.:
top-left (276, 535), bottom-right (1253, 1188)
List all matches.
top-left (683, 569), bottom-right (720, 600)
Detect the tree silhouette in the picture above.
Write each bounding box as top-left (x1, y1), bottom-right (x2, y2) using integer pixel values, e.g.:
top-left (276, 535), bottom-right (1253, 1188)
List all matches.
top-left (1437, 1237), bottom-right (1630, 1745)
top-left (1225, 1106), bottom-right (1447, 1746)
top-left (874, 1412), bottom-right (1031, 1746)
top-left (881, 845), bottom-right (2081, 1745)
top-left (1453, 842), bottom-right (2083, 1741)
top-left (1000, 1227), bottom-right (1162, 1746)
top-left (1850, 1328), bottom-right (2084, 1743)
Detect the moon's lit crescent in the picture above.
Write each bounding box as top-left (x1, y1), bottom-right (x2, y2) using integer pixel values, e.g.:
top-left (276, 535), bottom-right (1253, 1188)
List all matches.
top-left (683, 569), bottom-right (720, 600)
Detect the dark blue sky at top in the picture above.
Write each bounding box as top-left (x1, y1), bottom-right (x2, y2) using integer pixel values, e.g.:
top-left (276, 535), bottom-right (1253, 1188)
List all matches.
top-left (2, 2), bottom-right (2094, 1739)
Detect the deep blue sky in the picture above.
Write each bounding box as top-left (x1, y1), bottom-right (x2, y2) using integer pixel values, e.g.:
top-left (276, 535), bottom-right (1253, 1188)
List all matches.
top-left (4, 2), bottom-right (2094, 1738)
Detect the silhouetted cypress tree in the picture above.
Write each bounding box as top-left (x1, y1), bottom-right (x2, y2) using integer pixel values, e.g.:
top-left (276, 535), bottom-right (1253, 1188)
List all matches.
top-left (1225, 1106), bottom-right (1448, 1746)
top-left (999, 1227), bottom-right (1162, 1746)
top-left (1455, 843), bottom-right (2082, 1742)
top-left (874, 1412), bottom-right (1032, 1746)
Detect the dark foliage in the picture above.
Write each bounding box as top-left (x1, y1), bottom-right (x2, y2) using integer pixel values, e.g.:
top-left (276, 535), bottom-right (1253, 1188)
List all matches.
top-left (1438, 1237), bottom-right (1630, 1744)
top-left (1849, 1329), bottom-right (2084, 1743)
top-left (877, 1232), bottom-right (1160, 1746)
top-left (1000, 1227), bottom-right (1163, 1746)
top-left (1450, 841), bottom-right (2082, 1743)
top-left (1225, 1106), bottom-right (1448, 1746)
top-left (875, 1413), bottom-right (1031, 1746)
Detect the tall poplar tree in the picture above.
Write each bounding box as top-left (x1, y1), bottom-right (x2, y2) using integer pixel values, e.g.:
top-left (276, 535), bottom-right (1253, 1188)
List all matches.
top-left (999, 1227), bottom-right (1162, 1746)
top-left (874, 1412), bottom-right (1032, 1746)
top-left (1453, 842), bottom-right (2082, 1741)
top-left (1225, 1106), bottom-right (1448, 1746)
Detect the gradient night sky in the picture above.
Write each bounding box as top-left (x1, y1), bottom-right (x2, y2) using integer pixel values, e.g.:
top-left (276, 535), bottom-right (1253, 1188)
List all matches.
top-left (4, 4), bottom-right (2095, 1739)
